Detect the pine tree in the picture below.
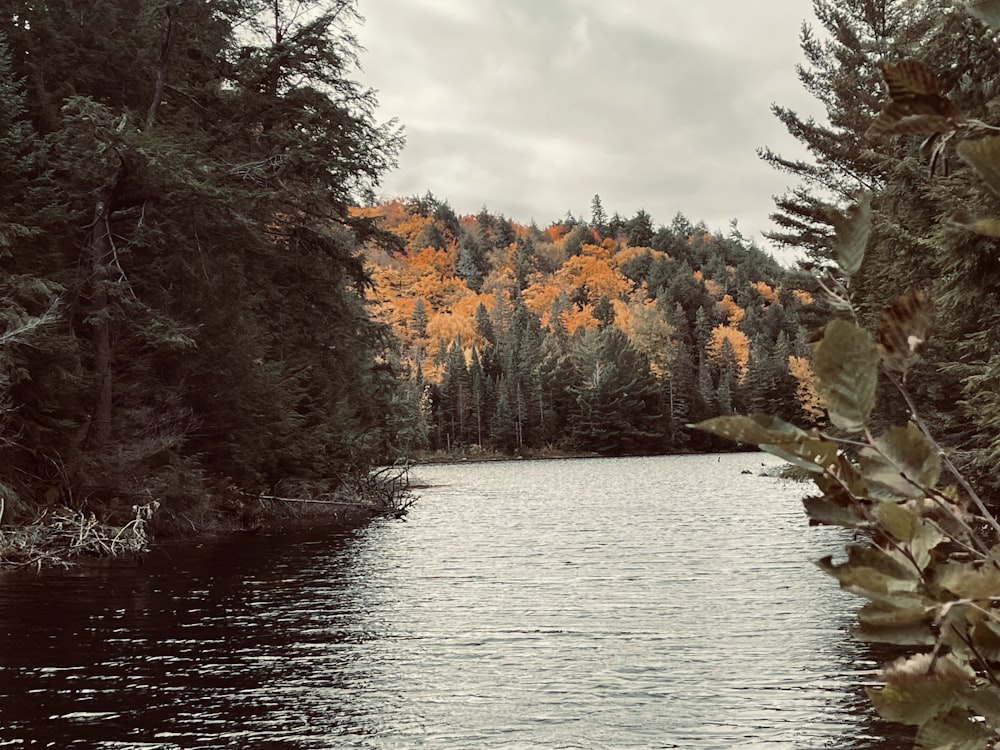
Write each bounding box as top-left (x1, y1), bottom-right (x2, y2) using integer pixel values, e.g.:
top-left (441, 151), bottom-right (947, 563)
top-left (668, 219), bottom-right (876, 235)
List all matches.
top-left (0, 0), bottom-right (405, 514)
top-left (759, 0), bottom-right (936, 258)
top-left (590, 194), bottom-right (607, 235)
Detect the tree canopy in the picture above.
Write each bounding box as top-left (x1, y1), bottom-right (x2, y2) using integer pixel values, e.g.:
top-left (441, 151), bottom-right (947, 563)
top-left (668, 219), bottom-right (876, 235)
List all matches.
top-left (0, 0), bottom-right (403, 524)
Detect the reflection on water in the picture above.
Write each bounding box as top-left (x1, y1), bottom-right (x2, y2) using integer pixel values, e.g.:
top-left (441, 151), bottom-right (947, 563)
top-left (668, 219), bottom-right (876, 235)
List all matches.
top-left (0, 454), bottom-right (913, 748)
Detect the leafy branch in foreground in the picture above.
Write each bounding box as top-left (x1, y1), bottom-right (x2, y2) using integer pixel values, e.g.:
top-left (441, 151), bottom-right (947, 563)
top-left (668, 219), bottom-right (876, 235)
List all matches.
top-left (697, 41), bottom-right (1000, 748)
top-left (700, 201), bottom-right (1000, 746)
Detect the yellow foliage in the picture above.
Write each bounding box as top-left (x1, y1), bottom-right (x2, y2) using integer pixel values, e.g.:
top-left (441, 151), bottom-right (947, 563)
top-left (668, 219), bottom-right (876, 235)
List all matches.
top-left (611, 245), bottom-right (669, 269)
top-left (560, 305), bottom-right (600, 335)
top-left (425, 312), bottom-right (478, 350)
top-left (560, 255), bottom-right (629, 300)
top-left (581, 242), bottom-right (612, 260)
top-left (611, 298), bottom-right (631, 330)
top-left (716, 294), bottom-right (746, 326)
top-left (623, 302), bottom-right (673, 378)
top-left (788, 355), bottom-right (824, 422)
top-left (707, 325), bottom-right (750, 380)
top-left (523, 281), bottom-right (563, 321)
top-left (750, 280), bottom-right (779, 304)
top-left (792, 289), bottom-right (815, 305)
top-left (703, 278), bottom-right (723, 299)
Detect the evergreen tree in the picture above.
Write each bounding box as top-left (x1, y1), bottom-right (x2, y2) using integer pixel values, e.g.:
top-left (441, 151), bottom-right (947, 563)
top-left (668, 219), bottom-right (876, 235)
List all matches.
top-left (590, 194), bottom-right (607, 234)
top-left (626, 209), bottom-right (655, 247)
top-left (0, 0), bottom-right (404, 515)
top-left (513, 236), bottom-right (536, 290)
top-left (566, 328), bottom-right (665, 454)
top-left (593, 295), bottom-right (616, 329)
top-left (456, 236), bottom-right (489, 291)
top-left (410, 298), bottom-right (429, 338)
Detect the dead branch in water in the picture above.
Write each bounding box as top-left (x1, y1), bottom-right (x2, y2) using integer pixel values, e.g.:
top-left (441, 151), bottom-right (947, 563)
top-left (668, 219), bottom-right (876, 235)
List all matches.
top-left (250, 460), bottom-right (418, 518)
top-left (0, 501), bottom-right (159, 572)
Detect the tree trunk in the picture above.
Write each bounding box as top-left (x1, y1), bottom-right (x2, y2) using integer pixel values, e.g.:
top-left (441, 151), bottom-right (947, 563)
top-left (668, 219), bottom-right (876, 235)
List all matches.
top-left (146, 2), bottom-right (179, 129)
top-left (85, 198), bottom-right (114, 448)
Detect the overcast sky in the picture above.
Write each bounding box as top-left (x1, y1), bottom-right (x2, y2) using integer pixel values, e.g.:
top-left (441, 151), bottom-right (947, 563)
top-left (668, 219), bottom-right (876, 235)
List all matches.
top-left (354, 0), bottom-right (823, 253)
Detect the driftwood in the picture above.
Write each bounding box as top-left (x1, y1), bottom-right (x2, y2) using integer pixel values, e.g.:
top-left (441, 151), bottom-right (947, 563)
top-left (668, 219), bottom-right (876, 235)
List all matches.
top-left (246, 460), bottom-right (417, 518)
top-left (0, 501), bottom-right (159, 572)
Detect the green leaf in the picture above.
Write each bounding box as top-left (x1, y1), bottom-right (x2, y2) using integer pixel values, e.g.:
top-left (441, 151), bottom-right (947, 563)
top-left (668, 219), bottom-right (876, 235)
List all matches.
top-left (966, 0), bottom-right (1000, 30)
top-left (875, 501), bottom-right (922, 541)
top-left (803, 494), bottom-right (869, 529)
top-left (855, 622), bottom-right (937, 646)
top-left (962, 684), bottom-right (1000, 724)
top-left (819, 544), bottom-right (920, 600)
top-left (827, 192), bottom-right (871, 276)
top-left (762, 437), bottom-right (839, 474)
top-left (691, 414), bottom-right (838, 473)
top-left (936, 561), bottom-right (1000, 599)
top-left (911, 522), bottom-right (946, 572)
top-left (916, 708), bottom-right (996, 750)
top-left (866, 60), bottom-right (958, 139)
top-left (856, 599), bottom-right (935, 646)
top-left (861, 423), bottom-right (941, 498)
top-left (813, 320), bottom-right (880, 433)
top-left (970, 619), bottom-right (1000, 662)
top-left (957, 136), bottom-right (1000, 197)
top-left (880, 59), bottom-right (944, 100)
top-left (868, 682), bottom-right (961, 725)
top-left (872, 501), bottom-right (948, 571)
top-left (878, 287), bottom-right (935, 374)
top-left (867, 108), bottom-right (955, 138)
top-left (870, 654), bottom-right (977, 726)
top-left (692, 413), bottom-right (811, 445)
top-left (858, 600), bottom-right (933, 628)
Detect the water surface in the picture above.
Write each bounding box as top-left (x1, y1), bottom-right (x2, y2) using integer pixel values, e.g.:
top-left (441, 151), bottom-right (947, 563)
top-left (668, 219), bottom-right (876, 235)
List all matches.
top-left (0, 454), bottom-right (911, 748)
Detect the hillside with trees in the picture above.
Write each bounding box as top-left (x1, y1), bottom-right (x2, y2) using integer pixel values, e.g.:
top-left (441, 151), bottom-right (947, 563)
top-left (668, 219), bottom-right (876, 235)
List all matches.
top-left (355, 195), bottom-right (819, 458)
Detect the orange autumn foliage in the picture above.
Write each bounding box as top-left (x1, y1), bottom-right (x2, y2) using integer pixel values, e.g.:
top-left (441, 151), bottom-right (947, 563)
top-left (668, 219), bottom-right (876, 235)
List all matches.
top-left (351, 200), bottom-right (433, 246)
top-left (580, 242), bottom-right (613, 261)
top-left (717, 294), bottom-right (746, 326)
top-left (425, 311), bottom-right (479, 350)
top-left (750, 280), bottom-right (779, 304)
top-left (792, 289), bottom-right (815, 305)
top-left (788, 355), bottom-right (823, 422)
top-left (611, 245), bottom-right (669, 269)
top-left (560, 305), bottom-right (600, 335)
top-left (545, 223), bottom-right (568, 243)
top-left (707, 325), bottom-right (750, 379)
top-left (559, 255), bottom-right (630, 301)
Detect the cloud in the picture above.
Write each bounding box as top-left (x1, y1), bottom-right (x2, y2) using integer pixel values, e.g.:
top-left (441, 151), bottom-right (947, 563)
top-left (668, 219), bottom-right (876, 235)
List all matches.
top-left (356, 0), bottom-right (819, 251)
top-left (554, 14), bottom-right (592, 70)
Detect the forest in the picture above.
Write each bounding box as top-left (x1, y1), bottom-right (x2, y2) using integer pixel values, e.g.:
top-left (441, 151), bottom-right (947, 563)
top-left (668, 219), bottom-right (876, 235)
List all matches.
top-left (3, 0), bottom-right (1000, 539)
top-left (5, 0), bottom-right (1000, 742)
top-left (355, 196), bottom-right (820, 458)
top-left (0, 0), bottom-right (409, 536)
top-left (0, 0), bottom-right (826, 541)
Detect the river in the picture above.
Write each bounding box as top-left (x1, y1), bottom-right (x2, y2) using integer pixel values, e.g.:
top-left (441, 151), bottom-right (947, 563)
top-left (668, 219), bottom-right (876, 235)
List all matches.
top-left (0, 454), bottom-right (912, 749)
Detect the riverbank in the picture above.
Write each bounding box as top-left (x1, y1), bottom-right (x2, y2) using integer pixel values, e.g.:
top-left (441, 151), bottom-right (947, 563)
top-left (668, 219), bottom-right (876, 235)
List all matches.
top-left (0, 463), bottom-right (416, 574)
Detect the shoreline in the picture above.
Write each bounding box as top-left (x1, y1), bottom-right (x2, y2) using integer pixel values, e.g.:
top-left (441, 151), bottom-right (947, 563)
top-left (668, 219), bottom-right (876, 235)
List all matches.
top-left (0, 465), bottom-right (415, 575)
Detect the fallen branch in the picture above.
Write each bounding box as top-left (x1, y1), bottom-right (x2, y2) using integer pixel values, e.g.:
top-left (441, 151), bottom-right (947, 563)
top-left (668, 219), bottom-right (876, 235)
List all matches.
top-left (0, 501), bottom-right (159, 572)
top-left (255, 494), bottom-right (371, 507)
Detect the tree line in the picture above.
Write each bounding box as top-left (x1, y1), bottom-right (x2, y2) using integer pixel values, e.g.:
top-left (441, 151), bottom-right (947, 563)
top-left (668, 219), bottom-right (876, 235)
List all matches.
top-left (358, 197), bottom-right (821, 457)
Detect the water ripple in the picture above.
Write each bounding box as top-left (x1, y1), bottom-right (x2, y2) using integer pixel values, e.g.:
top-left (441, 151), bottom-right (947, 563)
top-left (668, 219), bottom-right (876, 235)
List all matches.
top-left (0, 454), bottom-right (912, 748)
